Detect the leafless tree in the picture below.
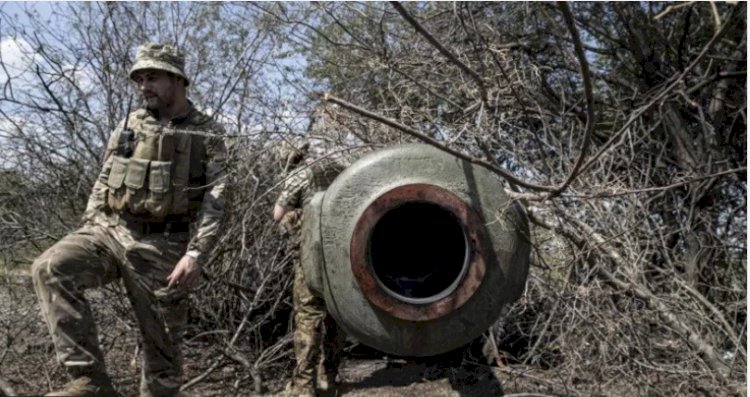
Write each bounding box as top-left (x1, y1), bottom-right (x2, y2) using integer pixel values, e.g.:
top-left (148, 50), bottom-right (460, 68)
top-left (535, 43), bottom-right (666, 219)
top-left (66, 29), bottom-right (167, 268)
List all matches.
top-left (0, 2), bottom-right (745, 396)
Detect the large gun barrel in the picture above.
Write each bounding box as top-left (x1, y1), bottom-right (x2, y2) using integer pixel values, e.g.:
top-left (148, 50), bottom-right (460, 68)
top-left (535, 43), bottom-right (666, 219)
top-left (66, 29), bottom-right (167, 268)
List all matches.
top-left (302, 143), bottom-right (530, 357)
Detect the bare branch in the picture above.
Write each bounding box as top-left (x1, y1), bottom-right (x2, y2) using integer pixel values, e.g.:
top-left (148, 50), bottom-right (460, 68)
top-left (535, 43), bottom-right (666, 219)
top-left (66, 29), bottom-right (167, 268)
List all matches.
top-left (322, 92), bottom-right (555, 192)
top-left (552, 2), bottom-right (595, 196)
top-left (390, 1), bottom-right (488, 103)
top-left (578, 6), bottom-right (740, 176)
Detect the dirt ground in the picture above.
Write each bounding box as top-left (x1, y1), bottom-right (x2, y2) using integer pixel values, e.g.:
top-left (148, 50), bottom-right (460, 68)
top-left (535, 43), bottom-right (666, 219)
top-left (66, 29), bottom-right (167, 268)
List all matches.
top-left (0, 273), bottom-right (731, 397)
top-left (0, 273), bottom-right (550, 397)
top-left (176, 355), bottom-right (555, 397)
top-left (0, 273), bottom-right (529, 397)
top-left (1, 327), bottom-right (548, 397)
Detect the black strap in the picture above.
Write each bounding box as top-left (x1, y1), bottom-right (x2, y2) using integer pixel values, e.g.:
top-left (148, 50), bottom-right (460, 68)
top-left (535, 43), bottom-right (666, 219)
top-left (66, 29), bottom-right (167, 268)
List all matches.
top-left (117, 99), bottom-right (135, 157)
top-left (119, 211), bottom-right (190, 234)
top-left (117, 126), bottom-right (135, 157)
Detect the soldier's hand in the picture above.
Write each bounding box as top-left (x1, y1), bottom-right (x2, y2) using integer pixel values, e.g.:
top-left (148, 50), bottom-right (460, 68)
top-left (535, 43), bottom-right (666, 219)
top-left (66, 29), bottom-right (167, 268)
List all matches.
top-left (167, 255), bottom-right (201, 290)
top-left (278, 210), bottom-right (301, 236)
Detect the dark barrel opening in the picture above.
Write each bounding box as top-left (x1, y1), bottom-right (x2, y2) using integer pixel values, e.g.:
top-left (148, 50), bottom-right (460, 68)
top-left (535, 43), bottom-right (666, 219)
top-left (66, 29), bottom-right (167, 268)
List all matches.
top-left (369, 202), bottom-right (468, 302)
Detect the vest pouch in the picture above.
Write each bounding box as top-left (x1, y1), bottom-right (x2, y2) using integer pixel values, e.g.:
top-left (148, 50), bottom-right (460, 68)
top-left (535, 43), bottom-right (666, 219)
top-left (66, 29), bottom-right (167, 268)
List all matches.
top-left (123, 157), bottom-right (150, 214)
top-left (146, 160), bottom-right (173, 218)
top-left (106, 156), bottom-right (129, 211)
top-left (132, 129), bottom-right (160, 160)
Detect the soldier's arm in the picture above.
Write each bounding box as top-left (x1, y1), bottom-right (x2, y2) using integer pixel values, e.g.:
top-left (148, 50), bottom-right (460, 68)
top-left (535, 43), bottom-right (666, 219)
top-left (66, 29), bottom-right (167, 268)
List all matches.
top-left (272, 169), bottom-right (306, 222)
top-left (186, 122), bottom-right (228, 257)
top-left (81, 120), bottom-right (123, 223)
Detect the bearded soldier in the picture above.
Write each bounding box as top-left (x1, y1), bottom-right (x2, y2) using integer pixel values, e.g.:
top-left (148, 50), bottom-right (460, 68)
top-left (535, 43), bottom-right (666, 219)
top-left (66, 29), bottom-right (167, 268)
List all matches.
top-left (272, 141), bottom-right (346, 397)
top-left (31, 43), bottom-right (227, 397)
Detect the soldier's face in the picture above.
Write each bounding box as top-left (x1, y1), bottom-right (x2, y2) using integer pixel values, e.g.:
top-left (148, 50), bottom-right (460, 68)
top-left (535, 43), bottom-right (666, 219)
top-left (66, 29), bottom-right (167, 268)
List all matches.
top-left (132, 70), bottom-right (183, 111)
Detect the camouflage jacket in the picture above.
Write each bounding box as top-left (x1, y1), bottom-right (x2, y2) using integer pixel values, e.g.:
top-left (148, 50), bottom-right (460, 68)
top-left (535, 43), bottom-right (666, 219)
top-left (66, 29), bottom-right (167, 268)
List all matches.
top-left (275, 155), bottom-right (344, 210)
top-left (83, 105), bottom-right (227, 255)
top-left (275, 165), bottom-right (314, 211)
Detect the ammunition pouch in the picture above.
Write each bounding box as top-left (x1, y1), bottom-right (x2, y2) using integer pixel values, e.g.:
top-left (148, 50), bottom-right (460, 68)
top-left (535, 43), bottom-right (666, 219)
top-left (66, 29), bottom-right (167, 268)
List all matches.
top-left (106, 131), bottom-right (193, 217)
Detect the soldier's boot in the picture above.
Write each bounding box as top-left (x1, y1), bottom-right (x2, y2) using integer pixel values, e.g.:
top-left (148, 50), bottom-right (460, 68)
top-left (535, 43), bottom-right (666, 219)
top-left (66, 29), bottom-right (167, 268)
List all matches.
top-left (316, 345), bottom-right (341, 392)
top-left (316, 372), bottom-right (333, 392)
top-left (317, 315), bottom-right (345, 393)
top-left (45, 372), bottom-right (116, 397)
top-left (284, 380), bottom-right (316, 397)
top-left (316, 361), bottom-right (338, 392)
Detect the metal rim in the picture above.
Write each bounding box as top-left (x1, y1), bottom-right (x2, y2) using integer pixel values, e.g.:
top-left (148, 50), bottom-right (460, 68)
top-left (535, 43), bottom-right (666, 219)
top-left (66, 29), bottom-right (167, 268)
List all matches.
top-left (349, 183), bottom-right (489, 322)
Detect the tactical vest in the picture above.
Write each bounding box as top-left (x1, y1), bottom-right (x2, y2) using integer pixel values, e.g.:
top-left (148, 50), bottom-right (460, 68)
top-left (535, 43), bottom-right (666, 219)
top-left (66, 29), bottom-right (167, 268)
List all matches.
top-left (105, 109), bottom-right (210, 219)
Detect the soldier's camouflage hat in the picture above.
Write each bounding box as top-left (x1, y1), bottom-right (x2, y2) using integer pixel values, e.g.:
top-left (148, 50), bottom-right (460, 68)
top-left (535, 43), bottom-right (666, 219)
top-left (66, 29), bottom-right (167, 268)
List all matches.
top-left (273, 139), bottom-right (310, 164)
top-left (129, 43), bottom-right (189, 86)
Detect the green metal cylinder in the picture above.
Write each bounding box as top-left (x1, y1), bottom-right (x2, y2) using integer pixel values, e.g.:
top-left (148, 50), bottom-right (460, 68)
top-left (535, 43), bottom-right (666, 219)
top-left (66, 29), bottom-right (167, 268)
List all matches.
top-left (301, 143), bottom-right (529, 357)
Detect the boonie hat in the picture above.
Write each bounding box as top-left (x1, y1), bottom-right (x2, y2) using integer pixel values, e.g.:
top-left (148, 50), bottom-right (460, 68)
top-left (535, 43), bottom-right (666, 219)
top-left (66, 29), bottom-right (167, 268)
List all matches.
top-left (129, 43), bottom-right (189, 86)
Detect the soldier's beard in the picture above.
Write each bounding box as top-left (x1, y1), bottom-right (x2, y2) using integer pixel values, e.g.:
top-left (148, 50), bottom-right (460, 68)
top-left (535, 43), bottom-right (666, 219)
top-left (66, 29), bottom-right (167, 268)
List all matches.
top-left (144, 95), bottom-right (173, 113)
top-left (142, 83), bottom-right (177, 113)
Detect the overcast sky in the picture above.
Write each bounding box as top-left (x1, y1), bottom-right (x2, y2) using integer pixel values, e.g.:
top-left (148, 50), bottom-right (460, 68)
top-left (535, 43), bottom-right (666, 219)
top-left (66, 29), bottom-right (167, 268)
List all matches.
top-left (1, 1), bottom-right (52, 22)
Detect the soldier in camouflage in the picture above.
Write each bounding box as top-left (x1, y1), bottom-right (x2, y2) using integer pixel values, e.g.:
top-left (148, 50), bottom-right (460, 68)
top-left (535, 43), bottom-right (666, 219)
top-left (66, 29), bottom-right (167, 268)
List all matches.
top-left (272, 141), bottom-right (346, 397)
top-left (31, 43), bottom-right (227, 397)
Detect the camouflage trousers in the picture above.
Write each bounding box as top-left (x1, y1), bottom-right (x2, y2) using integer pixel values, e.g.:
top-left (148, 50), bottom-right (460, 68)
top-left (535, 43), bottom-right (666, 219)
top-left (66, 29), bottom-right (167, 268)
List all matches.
top-left (290, 240), bottom-right (346, 392)
top-left (31, 219), bottom-right (189, 397)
